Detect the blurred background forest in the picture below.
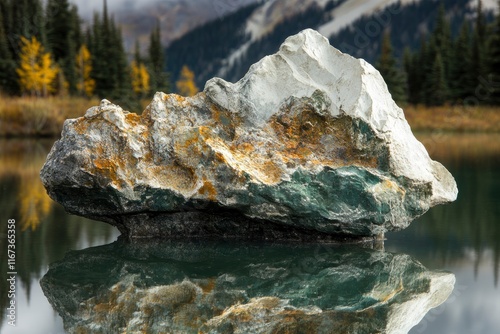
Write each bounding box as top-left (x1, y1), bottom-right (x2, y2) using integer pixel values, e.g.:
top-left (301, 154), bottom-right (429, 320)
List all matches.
top-left (0, 0), bottom-right (500, 136)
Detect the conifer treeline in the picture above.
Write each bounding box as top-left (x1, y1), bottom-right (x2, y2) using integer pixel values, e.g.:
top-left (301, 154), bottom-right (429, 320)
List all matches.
top-left (0, 0), bottom-right (187, 109)
top-left (379, 1), bottom-right (500, 106)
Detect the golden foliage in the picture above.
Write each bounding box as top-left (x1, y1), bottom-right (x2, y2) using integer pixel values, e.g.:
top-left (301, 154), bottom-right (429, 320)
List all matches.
top-left (130, 60), bottom-right (150, 96)
top-left (176, 65), bottom-right (199, 97)
top-left (18, 176), bottom-right (52, 231)
top-left (0, 141), bottom-right (55, 231)
top-left (75, 44), bottom-right (96, 97)
top-left (16, 36), bottom-right (59, 97)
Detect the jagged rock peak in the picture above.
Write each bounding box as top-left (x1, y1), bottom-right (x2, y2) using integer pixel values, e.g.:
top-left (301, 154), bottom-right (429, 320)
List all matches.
top-left (40, 29), bottom-right (457, 239)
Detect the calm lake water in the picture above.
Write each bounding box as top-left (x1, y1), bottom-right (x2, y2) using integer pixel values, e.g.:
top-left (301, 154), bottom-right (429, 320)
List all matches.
top-left (0, 133), bottom-right (499, 333)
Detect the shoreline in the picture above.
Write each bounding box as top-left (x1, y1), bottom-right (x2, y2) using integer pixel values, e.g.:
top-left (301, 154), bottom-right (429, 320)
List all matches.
top-left (1, 97), bottom-right (500, 137)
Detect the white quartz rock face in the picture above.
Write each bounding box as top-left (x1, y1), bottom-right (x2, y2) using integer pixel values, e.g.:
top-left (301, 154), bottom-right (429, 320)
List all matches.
top-left (206, 29), bottom-right (457, 206)
top-left (40, 29), bottom-right (458, 239)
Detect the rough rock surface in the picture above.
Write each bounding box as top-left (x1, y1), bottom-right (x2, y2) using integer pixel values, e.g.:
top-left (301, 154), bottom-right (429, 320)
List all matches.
top-left (40, 29), bottom-right (457, 238)
top-left (40, 240), bottom-right (455, 334)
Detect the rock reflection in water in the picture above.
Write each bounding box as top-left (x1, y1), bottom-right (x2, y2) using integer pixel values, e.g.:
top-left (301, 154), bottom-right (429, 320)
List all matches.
top-left (40, 239), bottom-right (455, 334)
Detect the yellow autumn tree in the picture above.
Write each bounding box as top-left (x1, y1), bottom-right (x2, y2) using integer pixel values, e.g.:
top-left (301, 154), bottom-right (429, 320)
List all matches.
top-left (130, 60), bottom-right (150, 96)
top-left (16, 36), bottom-right (59, 97)
top-left (176, 65), bottom-right (198, 97)
top-left (19, 175), bottom-right (52, 231)
top-left (75, 44), bottom-right (95, 97)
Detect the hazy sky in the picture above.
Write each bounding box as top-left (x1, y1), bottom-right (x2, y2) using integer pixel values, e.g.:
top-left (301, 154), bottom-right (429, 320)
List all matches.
top-left (69, 0), bottom-right (165, 18)
top-left (69, 0), bottom-right (259, 19)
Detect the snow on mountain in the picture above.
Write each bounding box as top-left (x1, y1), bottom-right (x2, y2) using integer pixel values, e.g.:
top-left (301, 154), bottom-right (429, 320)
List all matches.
top-left (246, 0), bottom-right (330, 40)
top-left (219, 0), bottom-right (417, 78)
top-left (216, 0), bottom-right (498, 80)
top-left (477, 0), bottom-right (498, 11)
top-left (318, 0), bottom-right (420, 38)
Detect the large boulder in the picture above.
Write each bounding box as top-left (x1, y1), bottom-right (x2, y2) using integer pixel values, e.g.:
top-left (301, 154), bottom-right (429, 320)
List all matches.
top-left (40, 240), bottom-right (455, 334)
top-left (40, 29), bottom-right (457, 239)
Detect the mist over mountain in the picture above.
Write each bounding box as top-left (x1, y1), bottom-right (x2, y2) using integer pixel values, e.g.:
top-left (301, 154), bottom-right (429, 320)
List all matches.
top-left (70, 0), bottom-right (258, 49)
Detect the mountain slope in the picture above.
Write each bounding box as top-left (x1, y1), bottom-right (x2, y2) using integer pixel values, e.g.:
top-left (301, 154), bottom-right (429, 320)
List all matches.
top-left (72, 0), bottom-right (258, 50)
top-left (165, 0), bottom-right (496, 89)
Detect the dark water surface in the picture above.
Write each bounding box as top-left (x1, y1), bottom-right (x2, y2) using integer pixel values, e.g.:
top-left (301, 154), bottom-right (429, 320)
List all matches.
top-left (0, 134), bottom-right (499, 333)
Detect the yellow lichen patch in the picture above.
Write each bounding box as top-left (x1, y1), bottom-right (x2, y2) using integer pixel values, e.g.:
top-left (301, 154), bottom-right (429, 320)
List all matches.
top-left (205, 135), bottom-right (283, 185)
top-left (93, 302), bottom-right (112, 314)
top-left (173, 94), bottom-right (186, 104)
top-left (198, 178), bottom-right (218, 201)
top-left (73, 117), bottom-right (89, 135)
top-left (381, 179), bottom-right (404, 194)
top-left (216, 297), bottom-right (283, 324)
top-left (93, 158), bottom-right (119, 185)
top-left (75, 327), bottom-right (89, 334)
top-left (230, 141), bottom-right (254, 154)
top-left (209, 103), bottom-right (242, 140)
top-left (140, 131), bottom-right (150, 143)
top-left (93, 143), bottom-right (105, 157)
top-left (381, 281), bottom-right (404, 303)
top-left (368, 279), bottom-right (404, 304)
top-left (173, 127), bottom-right (210, 170)
top-left (372, 179), bottom-right (405, 198)
top-left (270, 107), bottom-right (381, 169)
top-left (125, 112), bottom-right (141, 127)
top-left (165, 93), bottom-right (195, 109)
top-left (253, 297), bottom-right (281, 309)
top-left (149, 163), bottom-right (197, 193)
top-left (198, 278), bottom-right (217, 295)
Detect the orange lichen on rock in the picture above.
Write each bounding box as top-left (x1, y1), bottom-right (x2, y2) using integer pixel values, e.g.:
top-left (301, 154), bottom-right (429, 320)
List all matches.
top-left (73, 117), bottom-right (89, 135)
top-left (149, 163), bottom-right (197, 193)
top-left (198, 178), bottom-right (218, 201)
top-left (199, 278), bottom-right (217, 294)
top-left (269, 107), bottom-right (381, 170)
top-left (204, 134), bottom-right (283, 185)
top-left (93, 158), bottom-right (119, 184)
top-left (125, 112), bottom-right (141, 127)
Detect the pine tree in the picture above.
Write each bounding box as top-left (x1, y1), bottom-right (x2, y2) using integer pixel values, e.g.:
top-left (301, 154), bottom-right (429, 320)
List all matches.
top-left (10, 0), bottom-right (46, 43)
top-left (46, 0), bottom-right (70, 59)
top-left (0, 4), bottom-right (17, 94)
top-left (108, 21), bottom-right (133, 102)
top-left (432, 3), bottom-right (453, 81)
top-left (75, 44), bottom-right (95, 97)
top-left (449, 22), bottom-right (473, 102)
top-left (46, 0), bottom-right (79, 93)
top-left (176, 65), bottom-right (199, 97)
top-left (471, 0), bottom-right (488, 89)
top-left (148, 22), bottom-right (170, 93)
top-left (0, 6), bottom-right (10, 61)
top-left (427, 53), bottom-right (449, 106)
top-left (376, 32), bottom-right (407, 103)
top-left (415, 36), bottom-right (433, 104)
top-left (403, 47), bottom-right (418, 104)
top-left (16, 36), bottom-right (59, 97)
top-left (88, 12), bottom-right (108, 95)
top-left (134, 39), bottom-right (142, 64)
top-left (87, 0), bottom-right (133, 104)
top-left (489, 0), bottom-right (500, 104)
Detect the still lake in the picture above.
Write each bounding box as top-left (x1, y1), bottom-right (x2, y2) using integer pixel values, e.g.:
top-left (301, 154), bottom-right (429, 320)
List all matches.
top-left (0, 133), bottom-right (499, 334)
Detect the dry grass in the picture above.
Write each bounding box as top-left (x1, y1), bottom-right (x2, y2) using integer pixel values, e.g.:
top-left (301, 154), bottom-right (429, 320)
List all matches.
top-left (415, 132), bottom-right (500, 163)
top-left (0, 96), bottom-right (100, 137)
top-left (404, 104), bottom-right (500, 132)
top-left (1, 96), bottom-right (500, 137)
